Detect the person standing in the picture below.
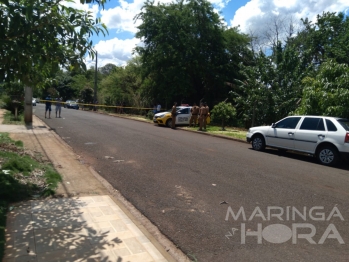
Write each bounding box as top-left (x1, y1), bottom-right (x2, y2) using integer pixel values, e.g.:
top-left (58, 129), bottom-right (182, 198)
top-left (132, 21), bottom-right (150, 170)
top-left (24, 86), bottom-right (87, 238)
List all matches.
top-left (55, 97), bottom-right (62, 118)
top-left (203, 102), bottom-right (209, 130)
top-left (189, 103), bottom-right (199, 127)
top-left (171, 102), bottom-right (177, 129)
top-left (157, 103), bottom-right (161, 113)
top-left (198, 102), bottom-right (204, 131)
top-left (45, 94), bottom-right (52, 119)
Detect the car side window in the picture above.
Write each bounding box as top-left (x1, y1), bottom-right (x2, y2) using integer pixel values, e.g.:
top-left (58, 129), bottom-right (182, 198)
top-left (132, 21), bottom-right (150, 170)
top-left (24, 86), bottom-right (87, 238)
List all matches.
top-left (180, 108), bottom-right (189, 114)
top-left (274, 117), bottom-right (301, 129)
top-left (300, 117), bottom-right (325, 131)
top-left (326, 119), bottom-right (337, 131)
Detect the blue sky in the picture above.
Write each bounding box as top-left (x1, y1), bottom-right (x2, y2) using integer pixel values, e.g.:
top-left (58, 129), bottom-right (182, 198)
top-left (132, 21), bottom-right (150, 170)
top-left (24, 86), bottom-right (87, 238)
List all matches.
top-left (65, 0), bottom-right (349, 68)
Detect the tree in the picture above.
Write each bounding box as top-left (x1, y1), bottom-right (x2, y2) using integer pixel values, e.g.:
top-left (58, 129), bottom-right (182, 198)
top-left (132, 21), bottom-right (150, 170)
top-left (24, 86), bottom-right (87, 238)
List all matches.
top-left (99, 63), bottom-right (117, 75)
top-left (295, 60), bottom-right (349, 117)
top-left (135, 0), bottom-right (228, 105)
top-left (211, 101), bottom-right (236, 130)
top-left (293, 12), bottom-right (349, 66)
top-left (0, 0), bottom-right (108, 122)
top-left (51, 70), bottom-right (76, 100)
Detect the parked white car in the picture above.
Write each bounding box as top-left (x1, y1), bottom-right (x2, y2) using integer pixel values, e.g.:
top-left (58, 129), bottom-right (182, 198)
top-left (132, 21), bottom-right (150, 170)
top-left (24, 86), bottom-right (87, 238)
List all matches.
top-left (246, 116), bottom-right (349, 166)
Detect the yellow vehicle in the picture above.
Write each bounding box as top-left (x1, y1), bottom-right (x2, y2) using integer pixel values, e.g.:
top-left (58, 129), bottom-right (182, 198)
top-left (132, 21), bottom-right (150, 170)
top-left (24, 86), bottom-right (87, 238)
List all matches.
top-left (153, 106), bottom-right (210, 128)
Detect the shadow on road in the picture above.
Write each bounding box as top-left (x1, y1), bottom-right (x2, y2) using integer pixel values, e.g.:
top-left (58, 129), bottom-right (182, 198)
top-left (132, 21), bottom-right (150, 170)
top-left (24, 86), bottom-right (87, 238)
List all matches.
top-left (248, 147), bottom-right (349, 171)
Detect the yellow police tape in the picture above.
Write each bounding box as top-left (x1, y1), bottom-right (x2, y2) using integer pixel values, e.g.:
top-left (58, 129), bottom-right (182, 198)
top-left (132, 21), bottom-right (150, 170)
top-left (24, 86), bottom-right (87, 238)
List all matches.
top-left (40, 100), bottom-right (156, 110)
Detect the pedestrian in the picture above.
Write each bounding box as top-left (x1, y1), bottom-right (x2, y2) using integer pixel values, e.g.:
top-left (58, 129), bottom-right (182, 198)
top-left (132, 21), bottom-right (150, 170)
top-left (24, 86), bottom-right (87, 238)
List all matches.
top-left (203, 102), bottom-right (209, 130)
top-left (157, 103), bottom-right (161, 113)
top-left (198, 102), bottom-right (204, 131)
top-left (45, 94), bottom-right (52, 119)
top-left (55, 97), bottom-right (62, 118)
top-left (171, 102), bottom-right (177, 129)
top-left (189, 102), bottom-right (199, 127)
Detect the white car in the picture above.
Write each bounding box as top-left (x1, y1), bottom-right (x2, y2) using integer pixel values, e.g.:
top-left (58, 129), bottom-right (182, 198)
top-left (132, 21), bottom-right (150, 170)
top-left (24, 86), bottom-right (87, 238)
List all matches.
top-left (246, 116), bottom-right (349, 166)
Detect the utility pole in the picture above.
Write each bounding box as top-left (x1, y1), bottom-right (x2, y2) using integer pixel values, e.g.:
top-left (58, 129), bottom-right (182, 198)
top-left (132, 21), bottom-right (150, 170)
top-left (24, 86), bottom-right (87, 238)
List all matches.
top-left (94, 51), bottom-right (98, 111)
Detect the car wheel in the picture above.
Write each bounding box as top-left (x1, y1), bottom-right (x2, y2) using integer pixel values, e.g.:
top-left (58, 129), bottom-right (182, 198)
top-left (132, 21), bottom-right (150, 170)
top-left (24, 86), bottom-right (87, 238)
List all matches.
top-left (317, 145), bottom-right (339, 166)
top-left (166, 119), bottom-right (172, 128)
top-left (251, 135), bottom-right (265, 151)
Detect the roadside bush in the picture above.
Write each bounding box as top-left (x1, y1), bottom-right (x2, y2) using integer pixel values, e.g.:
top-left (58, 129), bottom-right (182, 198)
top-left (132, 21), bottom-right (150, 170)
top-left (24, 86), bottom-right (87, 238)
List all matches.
top-left (211, 101), bottom-right (237, 130)
top-left (147, 110), bottom-right (154, 120)
top-left (1, 95), bottom-right (24, 115)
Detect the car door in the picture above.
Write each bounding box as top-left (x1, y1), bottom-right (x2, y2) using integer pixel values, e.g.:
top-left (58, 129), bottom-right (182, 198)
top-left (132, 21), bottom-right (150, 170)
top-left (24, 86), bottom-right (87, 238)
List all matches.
top-left (176, 108), bottom-right (190, 125)
top-left (266, 117), bottom-right (302, 149)
top-left (294, 117), bottom-right (327, 153)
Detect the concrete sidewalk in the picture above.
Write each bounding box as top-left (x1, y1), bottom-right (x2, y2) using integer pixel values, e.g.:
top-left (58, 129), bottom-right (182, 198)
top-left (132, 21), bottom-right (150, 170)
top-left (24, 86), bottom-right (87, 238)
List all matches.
top-left (1, 111), bottom-right (182, 262)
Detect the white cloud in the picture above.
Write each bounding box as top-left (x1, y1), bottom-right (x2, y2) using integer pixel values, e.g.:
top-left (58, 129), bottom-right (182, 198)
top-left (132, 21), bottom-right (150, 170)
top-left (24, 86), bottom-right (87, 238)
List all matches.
top-left (62, 0), bottom-right (99, 18)
top-left (85, 37), bottom-right (141, 67)
top-left (101, 0), bottom-right (229, 34)
top-left (95, 0), bottom-right (229, 66)
top-left (231, 0), bottom-right (349, 34)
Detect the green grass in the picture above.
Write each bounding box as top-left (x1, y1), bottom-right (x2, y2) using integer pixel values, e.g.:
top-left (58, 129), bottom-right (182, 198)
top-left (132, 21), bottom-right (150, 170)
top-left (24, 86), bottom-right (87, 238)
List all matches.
top-left (0, 132), bottom-right (23, 146)
top-left (0, 200), bottom-right (7, 261)
top-left (2, 110), bottom-right (24, 125)
top-left (184, 125), bottom-right (247, 140)
top-left (0, 133), bottom-right (62, 261)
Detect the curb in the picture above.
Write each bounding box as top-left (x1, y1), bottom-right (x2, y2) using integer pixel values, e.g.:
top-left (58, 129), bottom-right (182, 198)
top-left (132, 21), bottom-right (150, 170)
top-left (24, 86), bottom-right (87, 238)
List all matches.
top-left (91, 109), bottom-right (248, 144)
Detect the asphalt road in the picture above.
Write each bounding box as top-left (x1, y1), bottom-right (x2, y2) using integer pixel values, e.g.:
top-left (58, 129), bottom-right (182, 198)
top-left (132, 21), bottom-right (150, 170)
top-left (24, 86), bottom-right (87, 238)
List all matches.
top-left (34, 104), bottom-right (349, 262)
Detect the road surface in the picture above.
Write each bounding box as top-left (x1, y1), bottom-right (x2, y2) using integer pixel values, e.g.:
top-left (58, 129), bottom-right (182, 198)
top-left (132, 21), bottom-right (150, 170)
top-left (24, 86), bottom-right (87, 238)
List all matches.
top-left (34, 104), bottom-right (349, 262)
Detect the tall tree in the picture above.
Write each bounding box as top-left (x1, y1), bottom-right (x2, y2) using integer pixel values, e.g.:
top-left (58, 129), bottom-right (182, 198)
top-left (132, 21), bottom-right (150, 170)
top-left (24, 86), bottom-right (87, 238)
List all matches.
top-left (293, 12), bottom-right (349, 66)
top-left (0, 0), bottom-right (108, 122)
top-left (295, 60), bottom-right (349, 117)
top-left (135, 0), bottom-right (228, 105)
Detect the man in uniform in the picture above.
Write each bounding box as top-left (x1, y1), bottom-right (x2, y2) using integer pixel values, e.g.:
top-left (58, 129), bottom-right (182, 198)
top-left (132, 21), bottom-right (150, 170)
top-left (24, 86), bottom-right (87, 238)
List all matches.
top-left (189, 103), bottom-right (199, 127)
top-left (171, 102), bottom-right (177, 129)
top-left (203, 102), bottom-right (209, 130)
top-left (198, 102), bottom-right (204, 131)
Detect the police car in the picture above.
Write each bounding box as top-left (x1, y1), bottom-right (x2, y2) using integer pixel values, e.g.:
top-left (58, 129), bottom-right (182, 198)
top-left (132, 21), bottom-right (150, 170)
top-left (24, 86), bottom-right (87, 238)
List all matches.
top-left (153, 106), bottom-right (210, 128)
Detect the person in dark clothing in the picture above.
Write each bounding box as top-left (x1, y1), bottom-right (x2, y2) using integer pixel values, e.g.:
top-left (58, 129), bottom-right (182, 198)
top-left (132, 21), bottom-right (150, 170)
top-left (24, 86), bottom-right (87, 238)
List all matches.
top-left (45, 95), bottom-right (52, 119)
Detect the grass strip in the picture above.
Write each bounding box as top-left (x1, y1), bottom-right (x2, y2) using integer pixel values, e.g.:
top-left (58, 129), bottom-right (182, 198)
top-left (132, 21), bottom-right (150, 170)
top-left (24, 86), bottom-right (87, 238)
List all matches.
top-left (0, 133), bottom-right (62, 260)
top-left (2, 111), bottom-right (25, 125)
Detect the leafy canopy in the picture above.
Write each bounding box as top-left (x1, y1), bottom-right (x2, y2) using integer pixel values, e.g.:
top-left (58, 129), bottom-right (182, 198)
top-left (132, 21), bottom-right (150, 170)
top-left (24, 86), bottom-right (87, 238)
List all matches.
top-left (0, 0), bottom-right (108, 85)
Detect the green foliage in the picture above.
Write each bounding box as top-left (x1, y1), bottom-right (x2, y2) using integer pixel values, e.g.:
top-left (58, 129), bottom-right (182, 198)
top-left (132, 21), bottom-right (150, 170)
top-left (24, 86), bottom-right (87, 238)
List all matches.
top-left (0, 133), bottom-right (62, 202)
top-left (231, 53), bottom-right (275, 127)
top-left (295, 60), bottom-right (349, 117)
top-left (146, 110), bottom-right (154, 120)
top-left (290, 12), bottom-right (349, 68)
top-left (0, 200), bottom-right (7, 261)
top-left (135, 0), bottom-right (230, 105)
top-left (211, 101), bottom-right (236, 130)
top-left (1, 96), bottom-right (24, 116)
top-left (0, 0), bottom-right (108, 86)
top-left (99, 57), bottom-right (147, 108)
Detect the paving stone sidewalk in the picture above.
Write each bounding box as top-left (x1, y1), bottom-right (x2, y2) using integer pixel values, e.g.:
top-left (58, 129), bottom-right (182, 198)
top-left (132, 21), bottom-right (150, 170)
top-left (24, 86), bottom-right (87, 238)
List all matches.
top-left (1, 110), bottom-right (175, 262)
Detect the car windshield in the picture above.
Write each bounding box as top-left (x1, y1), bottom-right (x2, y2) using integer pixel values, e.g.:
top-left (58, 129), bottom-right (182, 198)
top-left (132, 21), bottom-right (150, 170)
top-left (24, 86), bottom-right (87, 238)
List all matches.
top-left (337, 119), bottom-right (349, 131)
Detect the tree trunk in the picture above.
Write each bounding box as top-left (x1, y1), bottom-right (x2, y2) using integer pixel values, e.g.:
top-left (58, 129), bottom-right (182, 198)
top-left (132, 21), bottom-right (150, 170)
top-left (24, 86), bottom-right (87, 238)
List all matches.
top-left (24, 86), bottom-right (33, 124)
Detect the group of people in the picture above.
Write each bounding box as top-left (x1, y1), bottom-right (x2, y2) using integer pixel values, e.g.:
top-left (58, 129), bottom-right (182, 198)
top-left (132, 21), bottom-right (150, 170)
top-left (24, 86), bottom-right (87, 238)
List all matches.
top-left (44, 95), bottom-right (63, 119)
top-left (170, 101), bottom-right (209, 130)
top-left (153, 103), bottom-right (161, 114)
